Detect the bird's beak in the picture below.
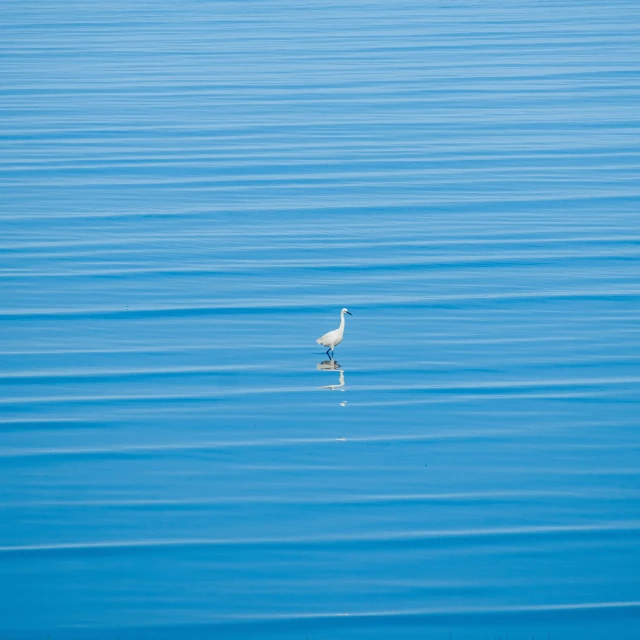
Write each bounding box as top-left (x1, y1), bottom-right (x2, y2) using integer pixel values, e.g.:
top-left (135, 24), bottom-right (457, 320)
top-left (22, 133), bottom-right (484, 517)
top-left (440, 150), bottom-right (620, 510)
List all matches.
top-left (346, 311), bottom-right (352, 316)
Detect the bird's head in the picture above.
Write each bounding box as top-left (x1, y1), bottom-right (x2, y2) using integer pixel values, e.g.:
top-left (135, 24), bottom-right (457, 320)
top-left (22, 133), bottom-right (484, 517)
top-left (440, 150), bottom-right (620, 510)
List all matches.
top-left (341, 308), bottom-right (352, 316)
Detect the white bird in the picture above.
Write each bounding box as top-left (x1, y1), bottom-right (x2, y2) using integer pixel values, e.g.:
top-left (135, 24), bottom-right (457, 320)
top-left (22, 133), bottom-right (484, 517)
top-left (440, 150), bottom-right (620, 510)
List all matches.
top-left (316, 308), bottom-right (352, 360)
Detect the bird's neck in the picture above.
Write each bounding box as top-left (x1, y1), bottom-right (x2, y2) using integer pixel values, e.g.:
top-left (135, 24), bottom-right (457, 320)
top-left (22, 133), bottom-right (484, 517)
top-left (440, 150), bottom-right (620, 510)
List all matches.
top-left (339, 312), bottom-right (345, 330)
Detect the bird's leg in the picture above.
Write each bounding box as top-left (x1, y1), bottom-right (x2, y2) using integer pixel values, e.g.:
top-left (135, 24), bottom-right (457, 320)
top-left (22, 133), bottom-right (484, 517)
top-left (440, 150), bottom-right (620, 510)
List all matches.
top-left (326, 347), bottom-right (332, 358)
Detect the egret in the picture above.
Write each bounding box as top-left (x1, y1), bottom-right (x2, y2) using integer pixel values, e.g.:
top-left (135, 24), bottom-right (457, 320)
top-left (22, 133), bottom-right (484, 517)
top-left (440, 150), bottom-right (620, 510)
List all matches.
top-left (316, 308), bottom-right (352, 360)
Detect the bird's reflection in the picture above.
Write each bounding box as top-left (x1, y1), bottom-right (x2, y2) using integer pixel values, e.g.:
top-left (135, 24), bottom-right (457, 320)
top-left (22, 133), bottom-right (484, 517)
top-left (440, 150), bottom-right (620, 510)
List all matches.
top-left (317, 360), bottom-right (346, 391)
top-left (317, 360), bottom-right (341, 371)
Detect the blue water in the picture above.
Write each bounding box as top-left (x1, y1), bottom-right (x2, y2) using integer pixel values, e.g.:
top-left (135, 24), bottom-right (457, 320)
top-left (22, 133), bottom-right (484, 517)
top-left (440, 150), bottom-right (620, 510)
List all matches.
top-left (1, 1), bottom-right (640, 638)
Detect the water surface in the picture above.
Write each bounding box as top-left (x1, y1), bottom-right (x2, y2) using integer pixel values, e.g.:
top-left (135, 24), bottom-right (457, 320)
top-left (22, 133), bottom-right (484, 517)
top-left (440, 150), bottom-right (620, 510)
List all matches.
top-left (1, 1), bottom-right (640, 638)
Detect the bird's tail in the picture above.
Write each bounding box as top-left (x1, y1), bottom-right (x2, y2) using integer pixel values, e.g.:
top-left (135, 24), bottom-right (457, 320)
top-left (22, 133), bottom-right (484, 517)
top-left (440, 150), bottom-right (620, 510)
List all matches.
top-left (316, 338), bottom-right (322, 345)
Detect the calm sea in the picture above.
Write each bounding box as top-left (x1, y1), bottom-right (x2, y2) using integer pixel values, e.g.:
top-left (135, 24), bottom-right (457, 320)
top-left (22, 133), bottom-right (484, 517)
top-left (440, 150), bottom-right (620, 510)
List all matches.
top-left (1, 1), bottom-right (639, 638)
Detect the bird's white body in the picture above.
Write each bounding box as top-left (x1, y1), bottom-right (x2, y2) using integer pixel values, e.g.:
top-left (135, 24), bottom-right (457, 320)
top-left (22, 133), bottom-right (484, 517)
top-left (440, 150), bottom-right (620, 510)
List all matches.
top-left (316, 308), bottom-right (351, 358)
